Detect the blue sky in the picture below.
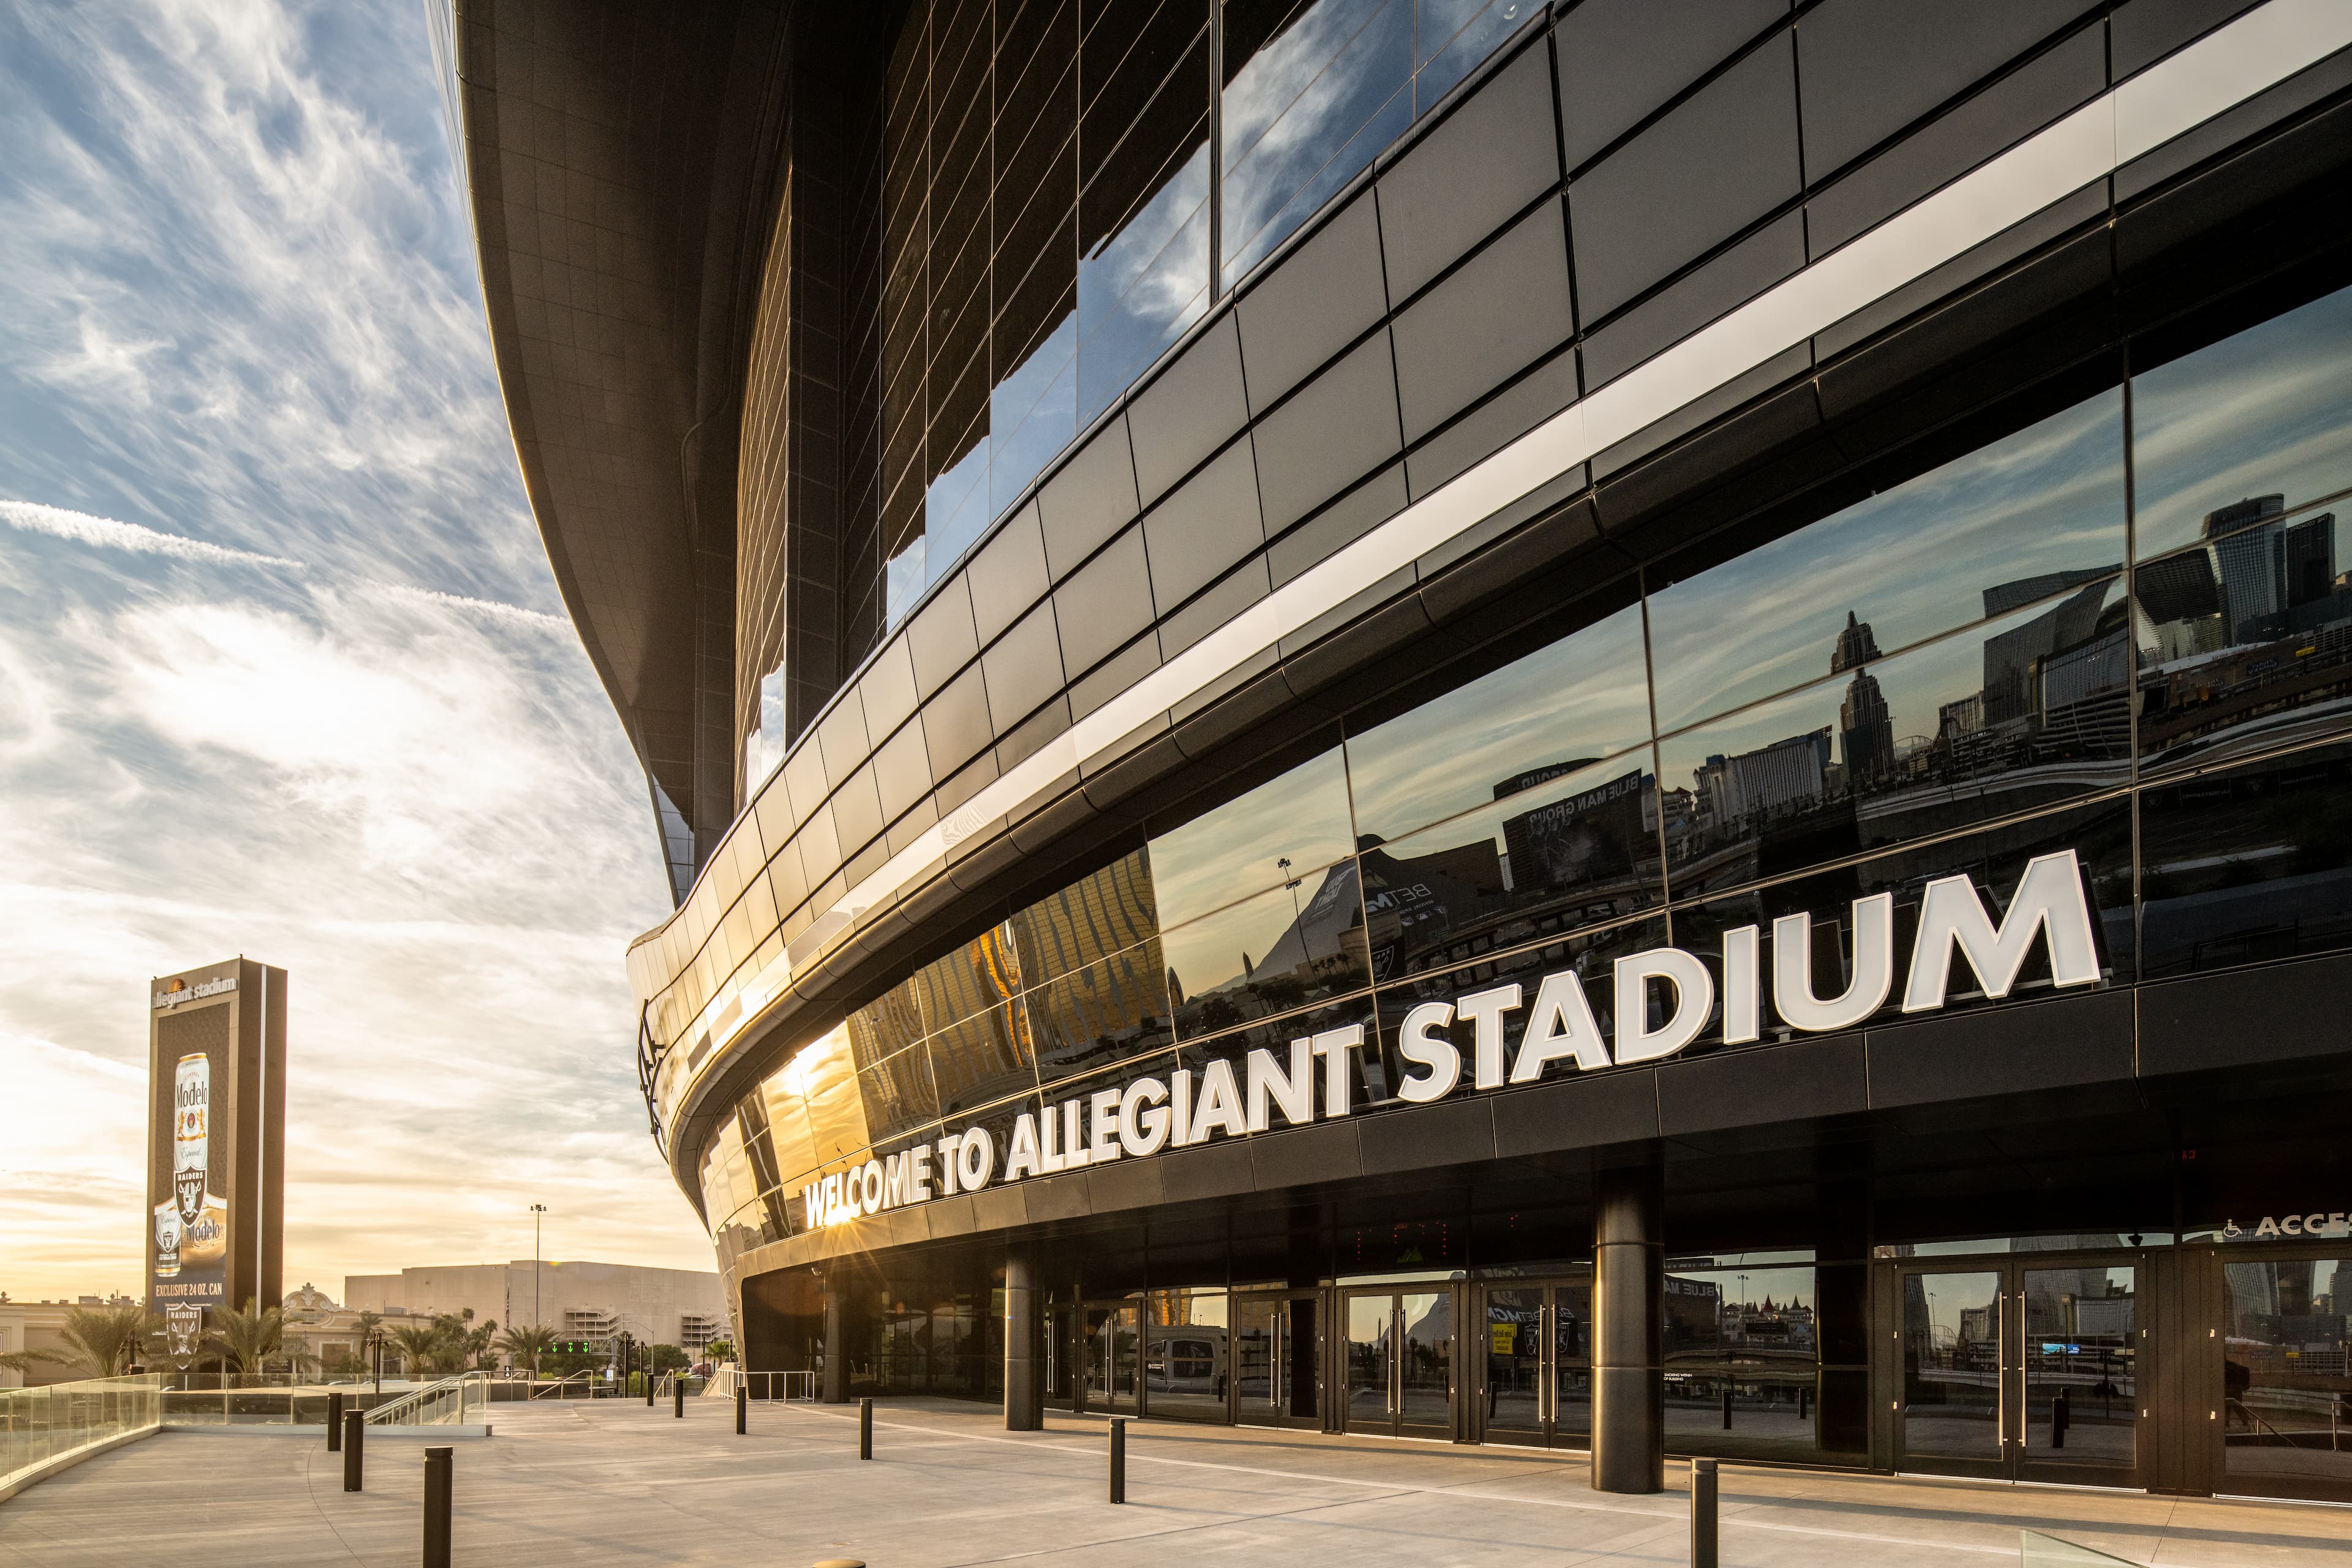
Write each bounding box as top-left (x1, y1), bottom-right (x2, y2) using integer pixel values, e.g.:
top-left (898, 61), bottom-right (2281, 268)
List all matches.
top-left (0, 1), bottom-right (694, 1302)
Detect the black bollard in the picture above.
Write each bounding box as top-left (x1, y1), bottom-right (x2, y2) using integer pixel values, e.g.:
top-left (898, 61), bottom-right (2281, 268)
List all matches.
top-left (674, 1374), bottom-right (685, 1419)
top-left (1799, 1384), bottom-right (1811, 1422)
top-left (736, 1381), bottom-right (748, 1435)
top-left (327, 1390), bottom-right (344, 1452)
top-left (1691, 1457), bottom-right (1719, 1568)
top-left (2052, 1389), bottom-right (2070, 1450)
top-left (1109, 1417), bottom-right (1126, 1504)
top-left (645, 1366), bottom-right (654, 1408)
top-left (1722, 1387), bottom-right (1733, 1430)
top-left (342, 1408), bottom-right (366, 1492)
top-left (859, 1396), bottom-right (873, 1460)
top-left (423, 1446), bottom-right (453, 1568)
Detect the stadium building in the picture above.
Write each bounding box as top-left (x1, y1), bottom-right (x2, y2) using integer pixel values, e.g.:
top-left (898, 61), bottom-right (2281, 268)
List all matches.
top-left (448, 0), bottom-right (2352, 1498)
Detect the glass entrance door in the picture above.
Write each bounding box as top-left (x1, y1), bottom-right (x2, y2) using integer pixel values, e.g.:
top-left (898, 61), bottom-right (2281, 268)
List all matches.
top-left (1232, 1291), bottom-right (1321, 1428)
top-left (1898, 1257), bottom-right (2141, 1483)
top-left (1343, 1289), bottom-right (1455, 1439)
top-left (1477, 1280), bottom-right (1593, 1449)
top-left (1082, 1300), bottom-right (1139, 1415)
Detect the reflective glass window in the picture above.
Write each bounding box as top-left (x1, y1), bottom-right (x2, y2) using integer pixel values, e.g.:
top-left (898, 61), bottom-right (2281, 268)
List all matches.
top-left (2138, 741), bottom-right (2352, 978)
top-left (2222, 1253), bottom-right (2352, 1500)
top-left (2134, 503), bottom-right (2351, 776)
top-left (1663, 1264), bottom-right (1829, 1464)
top-left (758, 1058), bottom-right (821, 1188)
top-left (913, 924), bottom-right (1027, 1036)
top-left (1363, 755), bottom-right (1661, 978)
top-left (1646, 390), bottom-right (2128, 734)
top-left (1657, 581), bottom-right (2131, 882)
top-left (1029, 937), bottom-right (1175, 1085)
top-left (1147, 1289), bottom-right (1231, 1421)
top-left (1164, 864), bottom-right (1371, 1039)
top-left (846, 978), bottom-right (929, 1072)
top-left (1220, 1), bottom-right (1525, 290)
top-left (859, 1044), bottom-right (942, 1143)
top-left (1079, 0), bottom-right (1213, 425)
top-left (1148, 746), bottom-right (1356, 931)
top-left (1345, 598), bottom-right (1649, 847)
top-left (2133, 284), bottom-right (2352, 563)
top-left (797, 1024), bottom-right (875, 1167)
top-left (927, 1003), bottom-right (1041, 1116)
top-left (1009, 848), bottom-right (1160, 991)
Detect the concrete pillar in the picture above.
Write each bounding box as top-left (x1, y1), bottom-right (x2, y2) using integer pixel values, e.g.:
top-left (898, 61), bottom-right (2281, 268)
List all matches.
top-left (1591, 1164), bottom-right (1664, 1494)
top-left (821, 1285), bottom-right (848, 1404)
top-left (1005, 1245), bottom-right (1042, 1431)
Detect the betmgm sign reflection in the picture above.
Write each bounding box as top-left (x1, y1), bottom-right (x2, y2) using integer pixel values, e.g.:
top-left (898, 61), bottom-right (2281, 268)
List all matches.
top-left (802, 851), bottom-right (2101, 1231)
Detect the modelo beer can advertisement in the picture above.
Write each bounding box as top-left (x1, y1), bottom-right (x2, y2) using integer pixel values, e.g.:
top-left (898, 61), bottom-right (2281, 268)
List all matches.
top-left (151, 1040), bottom-right (227, 1306)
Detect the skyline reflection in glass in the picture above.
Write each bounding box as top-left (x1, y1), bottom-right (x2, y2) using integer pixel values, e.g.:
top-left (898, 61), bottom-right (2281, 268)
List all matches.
top-left (1646, 390), bottom-right (2126, 736)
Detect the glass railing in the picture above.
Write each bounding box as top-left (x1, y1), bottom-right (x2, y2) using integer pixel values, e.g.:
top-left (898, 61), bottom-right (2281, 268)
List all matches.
top-left (366, 1371), bottom-right (490, 1427)
top-left (0, 1374), bottom-right (164, 1492)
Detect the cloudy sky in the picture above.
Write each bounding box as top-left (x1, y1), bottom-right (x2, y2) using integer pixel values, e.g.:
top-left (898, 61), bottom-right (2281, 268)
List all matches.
top-left (0, 1), bottom-right (699, 1303)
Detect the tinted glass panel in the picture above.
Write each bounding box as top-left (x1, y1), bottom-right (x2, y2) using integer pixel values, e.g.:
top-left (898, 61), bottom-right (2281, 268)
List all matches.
top-left (2223, 1254), bottom-right (2352, 1499)
top-left (1657, 581), bottom-right (2130, 879)
top-left (927, 1003), bottom-right (1040, 1115)
top-left (2022, 1265), bottom-right (2135, 1468)
top-left (1028, 937), bottom-right (1175, 1085)
top-left (2133, 285), bottom-right (2352, 563)
top-left (1148, 746), bottom-right (1357, 930)
top-left (1147, 1289), bottom-right (1229, 1420)
top-left (1664, 1264), bottom-right (1825, 1463)
top-left (2133, 506), bottom-right (2351, 776)
top-left (1346, 598), bottom-right (1649, 846)
top-left (2138, 742), bottom-right (2352, 978)
top-left (1647, 391), bottom-right (2127, 734)
top-left (1010, 849), bottom-right (1161, 992)
top-left (1902, 1270), bottom-right (2003, 1463)
top-left (1164, 865), bottom-right (1372, 1039)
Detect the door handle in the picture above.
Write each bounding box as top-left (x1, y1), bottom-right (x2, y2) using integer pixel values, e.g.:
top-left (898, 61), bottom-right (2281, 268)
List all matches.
top-left (1997, 1289), bottom-right (2011, 1452)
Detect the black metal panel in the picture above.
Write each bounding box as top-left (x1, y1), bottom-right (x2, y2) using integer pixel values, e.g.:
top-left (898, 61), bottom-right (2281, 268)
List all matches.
top-left (1251, 333), bottom-right (1405, 535)
top-left (1556, 0), bottom-right (1788, 172)
top-left (1236, 193), bottom-right (1389, 410)
top-left (1128, 314), bottom-right (1251, 505)
top-left (1038, 413), bottom-right (1142, 578)
top-left (1865, 990), bottom-right (2135, 1108)
top-left (1391, 203), bottom-right (1575, 443)
top-left (1376, 39), bottom-right (1560, 302)
top-left (1656, 1035), bottom-right (1869, 1137)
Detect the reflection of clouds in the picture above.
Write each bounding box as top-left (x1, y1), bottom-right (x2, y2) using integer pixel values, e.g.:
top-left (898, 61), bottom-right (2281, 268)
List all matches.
top-left (2133, 286), bottom-right (2352, 557)
top-left (1148, 747), bottom-right (1355, 931)
top-left (1648, 392), bottom-right (2125, 733)
top-left (1222, 0), bottom-right (1411, 271)
top-left (1348, 601), bottom-right (1649, 839)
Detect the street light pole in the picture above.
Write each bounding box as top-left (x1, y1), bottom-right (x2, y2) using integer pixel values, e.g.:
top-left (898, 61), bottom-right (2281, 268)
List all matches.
top-left (529, 1203), bottom-right (548, 1357)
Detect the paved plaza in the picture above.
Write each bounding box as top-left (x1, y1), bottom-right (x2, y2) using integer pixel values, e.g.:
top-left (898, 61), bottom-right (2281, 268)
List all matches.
top-left (4, 1395), bottom-right (2351, 1566)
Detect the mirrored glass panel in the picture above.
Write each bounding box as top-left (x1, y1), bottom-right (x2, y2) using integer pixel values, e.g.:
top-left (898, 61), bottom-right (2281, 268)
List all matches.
top-left (1009, 849), bottom-right (1160, 992)
top-left (2138, 741), bottom-right (2352, 978)
top-left (1647, 390), bottom-right (2127, 734)
top-left (1346, 598), bottom-right (1649, 846)
top-left (926, 1003), bottom-right (1039, 1117)
top-left (1163, 867), bottom-right (1372, 1039)
top-left (846, 978), bottom-right (929, 1072)
top-left (1028, 937), bottom-right (1175, 1085)
top-left (1902, 1270), bottom-right (2003, 1462)
top-left (1363, 753), bottom-right (1661, 978)
top-left (2133, 284), bottom-right (2352, 563)
top-left (2133, 504), bottom-right (2352, 777)
top-left (913, 925), bottom-right (1027, 1036)
top-left (858, 1044), bottom-right (941, 1144)
top-left (1658, 581), bottom-right (2130, 883)
top-left (1147, 1289), bottom-right (1229, 1421)
top-left (1664, 1264), bottom-right (1823, 1463)
top-left (1148, 747), bottom-right (1357, 932)
top-left (2021, 1265), bottom-right (2135, 1468)
top-left (2223, 1254), bottom-right (2352, 1500)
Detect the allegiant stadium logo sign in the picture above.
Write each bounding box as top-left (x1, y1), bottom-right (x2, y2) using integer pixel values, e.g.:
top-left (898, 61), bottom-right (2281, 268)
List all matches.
top-left (801, 850), bottom-right (2101, 1230)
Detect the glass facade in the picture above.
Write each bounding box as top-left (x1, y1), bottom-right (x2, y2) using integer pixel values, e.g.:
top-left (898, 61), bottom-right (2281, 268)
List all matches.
top-left (872, 0), bottom-right (1530, 631)
top-left (699, 284), bottom-right (2352, 1275)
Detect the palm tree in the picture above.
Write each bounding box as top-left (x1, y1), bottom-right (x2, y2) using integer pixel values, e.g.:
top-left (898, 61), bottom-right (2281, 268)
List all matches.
top-left (1, 1347), bottom-right (64, 1379)
top-left (204, 1298), bottom-right (315, 1380)
top-left (352, 1310), bottom-right (383, 1380)
top-left (53, 1302), bottom-right (156, 1377)
top-left (389, 1324), bottom-right (443, 1379)
top-left (494, 1324), bottom-right (556, 1381)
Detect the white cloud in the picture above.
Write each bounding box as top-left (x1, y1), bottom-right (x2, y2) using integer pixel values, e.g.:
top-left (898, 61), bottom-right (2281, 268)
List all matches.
top-left (0, 0), bottom-right (697, 1303)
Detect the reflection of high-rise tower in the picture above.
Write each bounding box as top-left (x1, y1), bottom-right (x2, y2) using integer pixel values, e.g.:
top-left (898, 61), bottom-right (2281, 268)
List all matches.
top-left (1830, 612), bottom-right (1896, 783)
top-left (2204, 494), bottom-right (2294, 644)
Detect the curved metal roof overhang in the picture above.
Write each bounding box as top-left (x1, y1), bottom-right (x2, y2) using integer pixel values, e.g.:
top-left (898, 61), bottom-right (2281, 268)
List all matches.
top-left (451, 0), bottom-right (804, 850)
top-left (661, 44), bottom-right (2352, 1219)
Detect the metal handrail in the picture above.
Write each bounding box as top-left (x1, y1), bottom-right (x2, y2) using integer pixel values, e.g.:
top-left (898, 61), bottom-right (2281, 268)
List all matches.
top-left (366, 1371), bottom-right (488, 1425)
top-left (527, 1370), bottom-right (596, 1400)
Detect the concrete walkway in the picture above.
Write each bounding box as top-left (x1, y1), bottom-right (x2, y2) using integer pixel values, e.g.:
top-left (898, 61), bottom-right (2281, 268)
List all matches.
top-left (4, 1395), bottom-right (2350, 1566)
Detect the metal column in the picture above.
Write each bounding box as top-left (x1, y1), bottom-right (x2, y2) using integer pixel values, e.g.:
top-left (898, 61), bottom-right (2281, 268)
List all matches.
top-left (1591, 1164), bottom-right (1664, 1494)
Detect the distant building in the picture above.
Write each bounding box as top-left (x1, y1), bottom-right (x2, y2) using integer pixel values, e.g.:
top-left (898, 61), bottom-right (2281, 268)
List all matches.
top-left (345, 1260), bottom-right (728, 1354)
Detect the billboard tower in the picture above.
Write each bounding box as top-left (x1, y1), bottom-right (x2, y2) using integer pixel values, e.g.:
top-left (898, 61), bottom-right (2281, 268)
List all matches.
top-left (146, 959), bottom-right (286, 1354)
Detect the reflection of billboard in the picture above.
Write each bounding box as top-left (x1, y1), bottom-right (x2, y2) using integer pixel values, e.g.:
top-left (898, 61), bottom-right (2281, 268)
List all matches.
top-left (1500, 769), bottom-right (1643, 894)
top-left (147, 960), bottom-right (285, 1332)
